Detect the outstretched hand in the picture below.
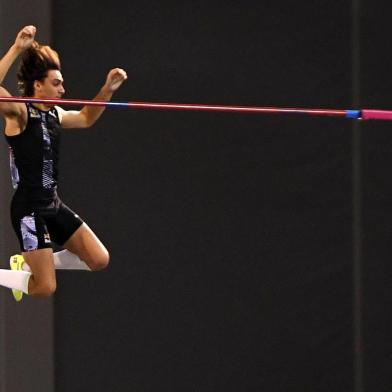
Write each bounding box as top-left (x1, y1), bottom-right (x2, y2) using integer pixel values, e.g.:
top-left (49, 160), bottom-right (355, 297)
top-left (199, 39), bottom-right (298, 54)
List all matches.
top-left (14, 25), bottom-right (36, 51)
top-left (105, 68), bottom-right (128, 92)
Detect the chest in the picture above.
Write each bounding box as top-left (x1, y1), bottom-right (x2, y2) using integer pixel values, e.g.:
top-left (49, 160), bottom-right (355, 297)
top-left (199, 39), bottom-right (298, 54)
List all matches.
top-left (25, 109), bottom-right (61, 145)
top-left (6, 108), bottom-right (61, 156)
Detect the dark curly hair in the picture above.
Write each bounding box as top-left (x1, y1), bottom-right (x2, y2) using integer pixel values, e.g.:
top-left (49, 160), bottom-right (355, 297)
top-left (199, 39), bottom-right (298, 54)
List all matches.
top-left (17, 41), bottom-right (61, 96)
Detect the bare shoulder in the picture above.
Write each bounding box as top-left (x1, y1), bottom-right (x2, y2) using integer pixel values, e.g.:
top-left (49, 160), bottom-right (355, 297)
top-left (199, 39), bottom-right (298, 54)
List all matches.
top-left (54, 105), bottom-right (87, 129)
top-left (0, 87), bottom-right (27, 124)
top-left (1, 91), bottom-right (28, 136)
top-left (4, 109), bottom-right (28, 136)
top-left (54, 105), bottom-right (65, 122)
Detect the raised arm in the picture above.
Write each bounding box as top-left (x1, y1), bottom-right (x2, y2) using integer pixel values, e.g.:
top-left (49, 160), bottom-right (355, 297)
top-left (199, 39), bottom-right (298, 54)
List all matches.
top-left (0, 25), bottom-right (36, 117)
top-left (59, 68), bottom-right (127, 129)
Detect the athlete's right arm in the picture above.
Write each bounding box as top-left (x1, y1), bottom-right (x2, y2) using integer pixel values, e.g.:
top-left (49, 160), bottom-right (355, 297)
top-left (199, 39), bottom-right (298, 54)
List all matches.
top-left (0, 25), bottom-right (36, 118)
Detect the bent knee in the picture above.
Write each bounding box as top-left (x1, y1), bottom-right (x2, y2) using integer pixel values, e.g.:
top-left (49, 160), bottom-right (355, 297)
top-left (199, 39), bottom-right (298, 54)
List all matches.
top-left (31, 280), bottom-right (57, 297)
top-left (88, 250), bottom-right (110, 271)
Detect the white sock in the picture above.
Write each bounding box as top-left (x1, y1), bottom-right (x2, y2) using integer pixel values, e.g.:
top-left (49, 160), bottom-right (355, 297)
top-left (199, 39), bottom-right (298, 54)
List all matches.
top-left (22, 249), bottom-right (90, 271)
top-left (0, 269), bottom-right (31, 294)
top-left (53, 250), bottom-right (91, 270)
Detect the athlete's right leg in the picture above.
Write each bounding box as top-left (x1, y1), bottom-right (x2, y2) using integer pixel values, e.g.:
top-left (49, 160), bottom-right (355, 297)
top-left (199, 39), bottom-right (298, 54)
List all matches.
top-left (0, 249), bottom-right (56, 299)
top-left (22, 248), bottom-right (56, 297)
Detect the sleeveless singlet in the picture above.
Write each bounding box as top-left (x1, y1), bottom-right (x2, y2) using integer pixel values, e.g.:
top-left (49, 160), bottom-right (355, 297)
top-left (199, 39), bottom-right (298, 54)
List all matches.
top-left (6, 103), bottom-right (61, 198)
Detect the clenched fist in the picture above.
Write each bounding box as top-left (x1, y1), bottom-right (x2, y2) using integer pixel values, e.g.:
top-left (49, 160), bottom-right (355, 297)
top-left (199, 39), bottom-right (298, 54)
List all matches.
top-left (14, 25), bottom-right (36, 51)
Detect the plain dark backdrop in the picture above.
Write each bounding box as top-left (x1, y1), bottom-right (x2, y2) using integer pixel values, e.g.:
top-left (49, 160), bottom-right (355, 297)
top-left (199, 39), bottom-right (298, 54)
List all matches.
top-left (50, 1), bottom-right (392, 391)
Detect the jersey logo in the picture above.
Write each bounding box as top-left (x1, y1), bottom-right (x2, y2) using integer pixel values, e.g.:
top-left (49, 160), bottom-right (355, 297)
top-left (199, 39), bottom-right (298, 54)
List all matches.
top-left (29, 108), bottom-right (41, 118)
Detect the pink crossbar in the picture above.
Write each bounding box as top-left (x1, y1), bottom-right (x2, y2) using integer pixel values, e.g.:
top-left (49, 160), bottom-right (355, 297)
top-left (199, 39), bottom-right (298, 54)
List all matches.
top-left (362, 110), bottom-right (392, 121)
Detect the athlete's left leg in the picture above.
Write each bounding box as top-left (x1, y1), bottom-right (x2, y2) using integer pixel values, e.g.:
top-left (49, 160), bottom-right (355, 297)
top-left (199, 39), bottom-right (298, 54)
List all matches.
top-left (63, 222), bottom-right (109, 271)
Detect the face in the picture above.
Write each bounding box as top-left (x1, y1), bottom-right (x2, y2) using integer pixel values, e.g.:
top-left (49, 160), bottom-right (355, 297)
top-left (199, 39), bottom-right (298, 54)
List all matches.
top-left (34, 69), bottom-right (65, 98)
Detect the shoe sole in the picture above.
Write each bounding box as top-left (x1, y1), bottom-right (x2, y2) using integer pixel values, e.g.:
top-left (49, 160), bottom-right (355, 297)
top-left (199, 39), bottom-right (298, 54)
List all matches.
top-left (10, 255), bottom-right (24, 302)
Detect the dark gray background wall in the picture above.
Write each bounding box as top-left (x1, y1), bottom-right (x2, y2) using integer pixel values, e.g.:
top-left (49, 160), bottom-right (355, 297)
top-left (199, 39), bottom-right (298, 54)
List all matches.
top-left (0, 3), bottom-right (53, 392)
top-left (361, 3), bottom-right (392, 390)
top-left (1, 1), bottom-right (391, 391)
top-left (53, 1), bottom-right (354, 391)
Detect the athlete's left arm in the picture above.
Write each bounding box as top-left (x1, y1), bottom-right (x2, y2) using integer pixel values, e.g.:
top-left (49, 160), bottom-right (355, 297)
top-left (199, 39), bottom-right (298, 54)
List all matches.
top-left (58, 68), bottom-right (127, 129)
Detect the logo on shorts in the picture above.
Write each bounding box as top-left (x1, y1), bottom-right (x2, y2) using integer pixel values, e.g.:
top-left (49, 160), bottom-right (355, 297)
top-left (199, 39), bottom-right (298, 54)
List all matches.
top-left (44, 233), bottom-right (51, 244)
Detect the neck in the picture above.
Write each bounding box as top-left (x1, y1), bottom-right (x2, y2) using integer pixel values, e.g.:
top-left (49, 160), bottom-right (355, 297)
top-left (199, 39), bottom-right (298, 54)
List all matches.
top-left (32, 96), bottom-right (53, 111)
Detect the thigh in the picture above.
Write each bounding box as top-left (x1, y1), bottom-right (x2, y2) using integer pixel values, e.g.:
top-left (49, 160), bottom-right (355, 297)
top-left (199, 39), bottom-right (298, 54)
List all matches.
top-left (23, 248), bottom-right (56, 287)
top-left (64, 222), bottom-right (109, 268)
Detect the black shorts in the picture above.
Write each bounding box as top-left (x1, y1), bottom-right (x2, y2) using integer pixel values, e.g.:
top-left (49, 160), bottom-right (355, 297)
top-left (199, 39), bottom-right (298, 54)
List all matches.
top-left (10, 188), bottom-right (84, 252)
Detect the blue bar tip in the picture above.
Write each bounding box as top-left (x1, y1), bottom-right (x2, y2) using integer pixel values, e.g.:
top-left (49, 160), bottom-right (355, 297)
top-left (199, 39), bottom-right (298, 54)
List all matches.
top-left (346, 110), bottom-right (361, 119)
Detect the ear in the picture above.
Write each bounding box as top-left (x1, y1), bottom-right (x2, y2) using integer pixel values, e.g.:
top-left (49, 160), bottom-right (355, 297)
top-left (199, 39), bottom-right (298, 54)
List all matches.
top-left (33, 80), bottom-right (42, 93)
